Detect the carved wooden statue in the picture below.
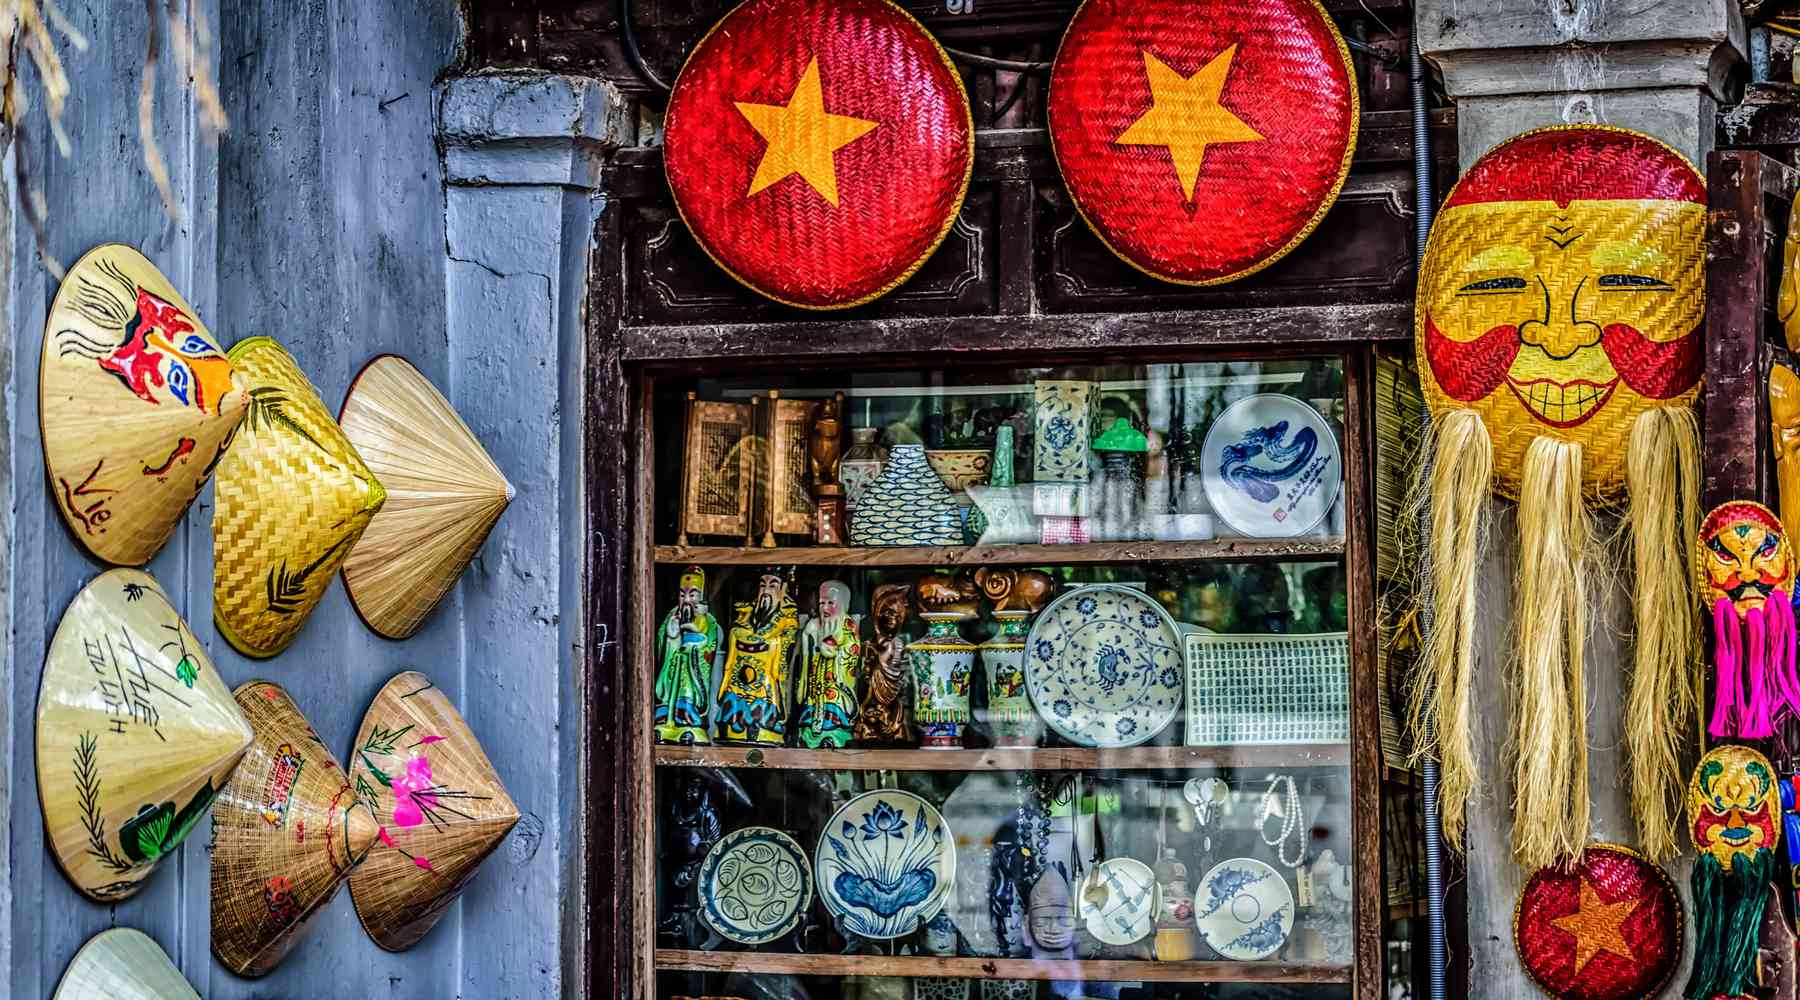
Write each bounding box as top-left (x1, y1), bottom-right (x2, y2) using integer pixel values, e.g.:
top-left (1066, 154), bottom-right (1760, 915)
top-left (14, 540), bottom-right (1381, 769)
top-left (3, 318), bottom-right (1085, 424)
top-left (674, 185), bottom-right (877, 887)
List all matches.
top-left (853, 583), bottom-right (913, 745)
top-left (912, 571), bottom-right (982, 618)
top-left (973, 567), bottom-right (1058, 615)
top-left (811, 391), bottom-right (848, 545)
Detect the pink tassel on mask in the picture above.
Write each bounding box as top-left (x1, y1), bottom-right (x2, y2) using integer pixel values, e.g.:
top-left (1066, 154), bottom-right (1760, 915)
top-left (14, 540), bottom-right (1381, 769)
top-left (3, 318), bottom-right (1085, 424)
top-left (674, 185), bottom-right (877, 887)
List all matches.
top-left (1711, 596), bottom-right (1745, 739)
top-left (1745, 603), bottom-right (1776, 739)
top-left (1768, 590), bottom-right (1800, 723)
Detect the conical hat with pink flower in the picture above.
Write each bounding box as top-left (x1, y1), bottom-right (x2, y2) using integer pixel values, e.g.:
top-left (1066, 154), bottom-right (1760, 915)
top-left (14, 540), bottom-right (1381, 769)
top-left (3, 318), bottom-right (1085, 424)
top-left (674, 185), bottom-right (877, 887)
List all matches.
top-left (347, 671), bottom-right (520, 951)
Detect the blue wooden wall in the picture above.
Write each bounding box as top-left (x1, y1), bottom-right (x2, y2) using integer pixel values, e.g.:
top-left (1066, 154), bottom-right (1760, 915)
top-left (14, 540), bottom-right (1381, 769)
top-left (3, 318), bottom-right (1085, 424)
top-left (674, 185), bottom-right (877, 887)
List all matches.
top-left (2, 3), bottom-right (580, 996)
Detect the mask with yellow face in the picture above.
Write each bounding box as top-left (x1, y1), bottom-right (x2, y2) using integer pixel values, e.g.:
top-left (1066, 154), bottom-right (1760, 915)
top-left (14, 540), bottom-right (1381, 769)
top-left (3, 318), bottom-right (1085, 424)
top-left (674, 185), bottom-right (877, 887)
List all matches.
top-left (1410, 126), bottom-right (1704, 870)
top-left (1683, 744), bottom-right (1781, 1000)
top-left (1695, 501), bottom-right (1800, 742)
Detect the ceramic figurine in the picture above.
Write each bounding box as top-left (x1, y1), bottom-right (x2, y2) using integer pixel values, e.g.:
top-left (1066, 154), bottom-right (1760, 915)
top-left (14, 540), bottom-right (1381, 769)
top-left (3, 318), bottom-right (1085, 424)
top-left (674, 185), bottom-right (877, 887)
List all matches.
top-left (1294, 849), bottom-right (1352, 964)
top-left (989, 818), bottom-right (1032, 957)
top-left (660, 773), bottom-right (721, 943)
top-left (1027, 862), bottom-right (1077, 958)
top-left (1152, 849), bottom-right (1197, 961)
top-left (715, 568), bottom-right (800, 744)
top-left (795, 579), bottom-right (862, 748)
top-left (974, 567), bottom-right (1057, 615)
top-left (910, 573), bottom-right (980, 749)
top-left (850, 443), bottom-right (962, 546)
top-left (655, 566), bottom-right (722, 744)
top-left (854, 583), bottom-right (914, 745)
top-left (841, 423), bottom-right (888, 513)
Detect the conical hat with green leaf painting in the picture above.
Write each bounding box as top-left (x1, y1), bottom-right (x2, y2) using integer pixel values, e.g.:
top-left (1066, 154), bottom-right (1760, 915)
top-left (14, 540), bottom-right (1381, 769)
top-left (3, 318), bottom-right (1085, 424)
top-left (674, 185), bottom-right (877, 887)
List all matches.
top-left (36, 569), bottom-right (254, 903)
top-left (349, 670), bottom-right (520, 951)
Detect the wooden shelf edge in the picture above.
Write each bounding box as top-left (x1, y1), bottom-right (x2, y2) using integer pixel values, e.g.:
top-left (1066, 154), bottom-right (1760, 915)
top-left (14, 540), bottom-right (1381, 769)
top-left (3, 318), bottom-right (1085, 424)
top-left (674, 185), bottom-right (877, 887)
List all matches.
top-left (654, 537), bottom-right (1346, 567)
top-left (654, 949), bottom-right (1352, 984)
top-left (654, 743), bottom-right (1352, 772)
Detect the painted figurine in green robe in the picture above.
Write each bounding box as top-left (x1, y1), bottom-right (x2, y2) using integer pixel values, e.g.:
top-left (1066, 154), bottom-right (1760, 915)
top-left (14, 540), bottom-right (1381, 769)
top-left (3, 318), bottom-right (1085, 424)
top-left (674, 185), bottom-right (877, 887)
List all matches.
top-left (795, 578), bottom-right (862, 748)
top-left (654, 565), bottom-right (721, 744)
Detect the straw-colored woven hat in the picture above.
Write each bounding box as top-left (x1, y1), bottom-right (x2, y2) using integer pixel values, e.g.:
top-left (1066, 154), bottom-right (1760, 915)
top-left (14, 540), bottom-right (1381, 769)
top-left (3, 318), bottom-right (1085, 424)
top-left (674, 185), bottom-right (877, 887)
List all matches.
top-left (52, 928), bottom-right (199, 1000)
top-left (338, 355), bottom-right (513, 639)
top-left (40, 244), bottom-right (248, 565)
top-left (212, 337), bottom-right (386, 657)
top-left (349, 670), bottom-right (521, 950)
top-left (36, 569), bottom-right (253, 903)
top-left (211, 680), bottom-right (379, 977)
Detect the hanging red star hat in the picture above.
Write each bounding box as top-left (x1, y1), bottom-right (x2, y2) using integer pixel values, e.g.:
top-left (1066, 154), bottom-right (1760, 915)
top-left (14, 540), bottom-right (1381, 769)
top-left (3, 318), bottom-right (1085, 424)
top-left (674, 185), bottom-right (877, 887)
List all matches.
top-left (1048, 0), bottom-right (1358, 285)
top-left (1513, 844), bottom-right (1682, 1000)
top-left (662, 0), bottom-right (973, 310)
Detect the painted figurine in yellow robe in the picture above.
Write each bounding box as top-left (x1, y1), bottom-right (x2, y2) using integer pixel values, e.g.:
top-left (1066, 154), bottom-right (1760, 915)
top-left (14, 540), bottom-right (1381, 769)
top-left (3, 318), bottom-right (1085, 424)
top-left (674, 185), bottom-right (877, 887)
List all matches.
top-left (795, 579), bottom-right (862, 748)
top-left (654, 565), bottom-right (721, 744)
top-left (716, 568), bottom-right (799, 744)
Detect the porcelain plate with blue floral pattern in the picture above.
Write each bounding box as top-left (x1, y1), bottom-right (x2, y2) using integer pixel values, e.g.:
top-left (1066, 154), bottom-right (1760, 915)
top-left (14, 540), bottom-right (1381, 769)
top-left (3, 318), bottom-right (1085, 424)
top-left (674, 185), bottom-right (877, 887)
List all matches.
top-left (1023, 584), bottom-right (1184, 748)
top-left (815, 789), bottom-right (956, 940)
top-left (1194, 857), bottom-right (1295, 961)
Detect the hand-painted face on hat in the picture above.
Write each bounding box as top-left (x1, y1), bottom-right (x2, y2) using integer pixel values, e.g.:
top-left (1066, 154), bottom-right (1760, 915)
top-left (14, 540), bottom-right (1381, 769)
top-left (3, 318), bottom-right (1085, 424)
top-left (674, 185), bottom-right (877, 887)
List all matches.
top-left (1417, 127), bottom-right (1705, 495)
top-left (1699, 501), bottom-right (1795, 615)
top-left (1687, 745), bottom-right (1780, 870)
top-left (57, 258), bottom-right (235, 414)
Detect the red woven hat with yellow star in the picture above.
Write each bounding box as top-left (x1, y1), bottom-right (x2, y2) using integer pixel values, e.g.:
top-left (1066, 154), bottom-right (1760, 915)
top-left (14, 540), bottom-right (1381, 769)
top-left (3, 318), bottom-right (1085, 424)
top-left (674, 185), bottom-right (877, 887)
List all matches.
top-left (1513, 844), bottom-right (1682, 1000)
top-left (663, 0), bottom-right (973, 310)
top-left (1048, 0), bottom-right (1357, 285)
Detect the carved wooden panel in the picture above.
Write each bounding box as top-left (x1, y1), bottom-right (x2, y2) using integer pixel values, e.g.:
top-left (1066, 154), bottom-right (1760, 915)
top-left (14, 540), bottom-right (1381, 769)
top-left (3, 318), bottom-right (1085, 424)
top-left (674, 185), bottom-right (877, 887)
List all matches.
top-left (626, 183), bottom-right (997, 324)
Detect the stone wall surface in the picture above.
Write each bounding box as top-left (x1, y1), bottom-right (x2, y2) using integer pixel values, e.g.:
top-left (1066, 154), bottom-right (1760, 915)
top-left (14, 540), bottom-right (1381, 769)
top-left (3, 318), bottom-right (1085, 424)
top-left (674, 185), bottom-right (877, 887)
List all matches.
top-left (1, 3), bottom-right (586, 997)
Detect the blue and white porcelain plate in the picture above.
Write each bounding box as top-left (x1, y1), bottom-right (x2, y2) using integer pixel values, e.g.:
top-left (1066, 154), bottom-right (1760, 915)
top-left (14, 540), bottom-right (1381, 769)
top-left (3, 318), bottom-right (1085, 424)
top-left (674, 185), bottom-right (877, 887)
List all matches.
top-left (1194, 857), bottom-right (1295, 960)
top-left (1024, 584), bottom-right (1184, 748)
top-left (815, 790), bottom-right (956, 940)
top-left (1199, 394), bottom-right (1342, 538)
top-left (698, 826), bottom-right (813, 945)
top-left (1077, 857), bottom-right (1161, 945)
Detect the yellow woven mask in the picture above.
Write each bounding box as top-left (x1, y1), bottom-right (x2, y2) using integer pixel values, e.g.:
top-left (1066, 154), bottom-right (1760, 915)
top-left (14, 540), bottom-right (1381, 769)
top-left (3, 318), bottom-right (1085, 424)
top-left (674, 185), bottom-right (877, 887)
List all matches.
top-left (1409, 126), bottom-right (1705, 869)
top-left (212, 338), bottom-right (385, 657)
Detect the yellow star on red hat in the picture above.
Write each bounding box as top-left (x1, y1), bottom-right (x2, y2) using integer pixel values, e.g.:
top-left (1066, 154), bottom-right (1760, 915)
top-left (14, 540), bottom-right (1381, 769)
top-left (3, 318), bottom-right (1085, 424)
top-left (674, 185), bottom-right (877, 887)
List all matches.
top-left (1114, 46), bottom-right (1264, 203)
top-left (736, 57), bottom-right (879, 206)
top-left (1550, 878), bottom-right (1639, 973)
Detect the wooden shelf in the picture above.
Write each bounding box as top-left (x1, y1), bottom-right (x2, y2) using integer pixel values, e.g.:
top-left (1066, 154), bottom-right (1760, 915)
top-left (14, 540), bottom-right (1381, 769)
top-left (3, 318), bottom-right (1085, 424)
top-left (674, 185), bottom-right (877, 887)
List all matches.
top-left (655, 743), bottom-right (1351, 771)
top-left (655, 949), bottom-right (1351, 984)
top-left (655, 537), bottom-right (1344, 568)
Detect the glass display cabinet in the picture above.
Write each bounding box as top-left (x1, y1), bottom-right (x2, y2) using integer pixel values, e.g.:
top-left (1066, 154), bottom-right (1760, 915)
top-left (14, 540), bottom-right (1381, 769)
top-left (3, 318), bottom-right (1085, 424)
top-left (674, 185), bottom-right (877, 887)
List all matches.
top-left (616, 348), bottom-right (1405, 999)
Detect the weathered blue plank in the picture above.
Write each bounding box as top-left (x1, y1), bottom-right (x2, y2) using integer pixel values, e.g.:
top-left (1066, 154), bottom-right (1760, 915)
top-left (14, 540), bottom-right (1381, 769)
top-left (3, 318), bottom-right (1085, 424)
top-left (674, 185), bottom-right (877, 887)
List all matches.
top-left (4, 2), bottom-right (584, 997)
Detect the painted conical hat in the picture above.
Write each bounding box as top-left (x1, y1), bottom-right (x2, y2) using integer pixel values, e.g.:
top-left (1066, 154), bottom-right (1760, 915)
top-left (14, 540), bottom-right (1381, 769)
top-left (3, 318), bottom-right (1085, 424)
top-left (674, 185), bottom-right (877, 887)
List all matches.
top-left (211, 680), bottom-right (379, 977)
top-left (53, 928), bottom-right (199, 1000)
top-left (339, 355), bottom-right (513, 639)
top-left (40, 244), bottom-right (248, 565)
top-left (212, 337), bottom-right (386, 657)
top-left (349, 670), bottom-right (521, 950)
top-left (36, 569), bottom-right (253, 903)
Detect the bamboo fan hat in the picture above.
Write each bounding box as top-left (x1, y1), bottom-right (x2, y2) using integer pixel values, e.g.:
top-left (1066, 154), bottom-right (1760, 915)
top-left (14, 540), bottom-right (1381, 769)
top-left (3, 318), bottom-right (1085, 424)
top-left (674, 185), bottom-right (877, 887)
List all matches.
top-left (338, 355), bottom-right (513, 639)
top-left (349, 670), bottom-right (521, 951)
top-left (662, 0), bottom-right (973, 309)
top-left (40, 244), bottom-right (249, 565)
top-left (1047, 0), bottom-right (1357, 285)
top-left (211, 680), bottom-right (379, 978)
top-left (36, 569), bottom-right (254, 903)
top-left (53, 928), bottom-right (199, 1000)
top-left (1409, 126), bottom-right (1706, 872)
top-left (212, 337), bottom-right (386, 658)
top-left (1512, 844), bottom-right (1681, 1000)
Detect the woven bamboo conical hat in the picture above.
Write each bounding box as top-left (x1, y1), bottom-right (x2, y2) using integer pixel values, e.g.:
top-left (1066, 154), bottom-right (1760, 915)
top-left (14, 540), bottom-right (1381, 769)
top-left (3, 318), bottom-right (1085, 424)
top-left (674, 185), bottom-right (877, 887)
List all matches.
top-left (339, 355), bottom-right (512, 639)
top-left (349, 670), bottom-right (521, 950)
top-left (40, 244), bottom-right (249, 566)
top-left (212, 337), bottom-right (386, 658)
top-left (211, 680), bottom-right (380, 977)
top-left (53, 928), bottom-right (199, 1000)
top-left (36, 569), bottom-right (253, 903)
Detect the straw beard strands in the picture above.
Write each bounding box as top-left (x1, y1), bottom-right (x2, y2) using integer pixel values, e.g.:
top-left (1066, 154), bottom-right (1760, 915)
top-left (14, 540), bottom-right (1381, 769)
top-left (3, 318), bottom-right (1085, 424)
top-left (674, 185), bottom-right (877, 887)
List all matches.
top-left (35, 569), bottom-right (253, 903)
top-left (212, 337), bottom-right (386, 658)
top-left (40, 244), bottom-right (247, 566)
top-left (1410, 126), bottom-right (1705, 870)
top-left (338, 355), bottom-right (513, 640)
top-left (52, 928), bottom-right (199, 1000)
top-left (348, 671), bottom-right (521, 951)
top-left (211, 681), bottom-right (379, 978)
